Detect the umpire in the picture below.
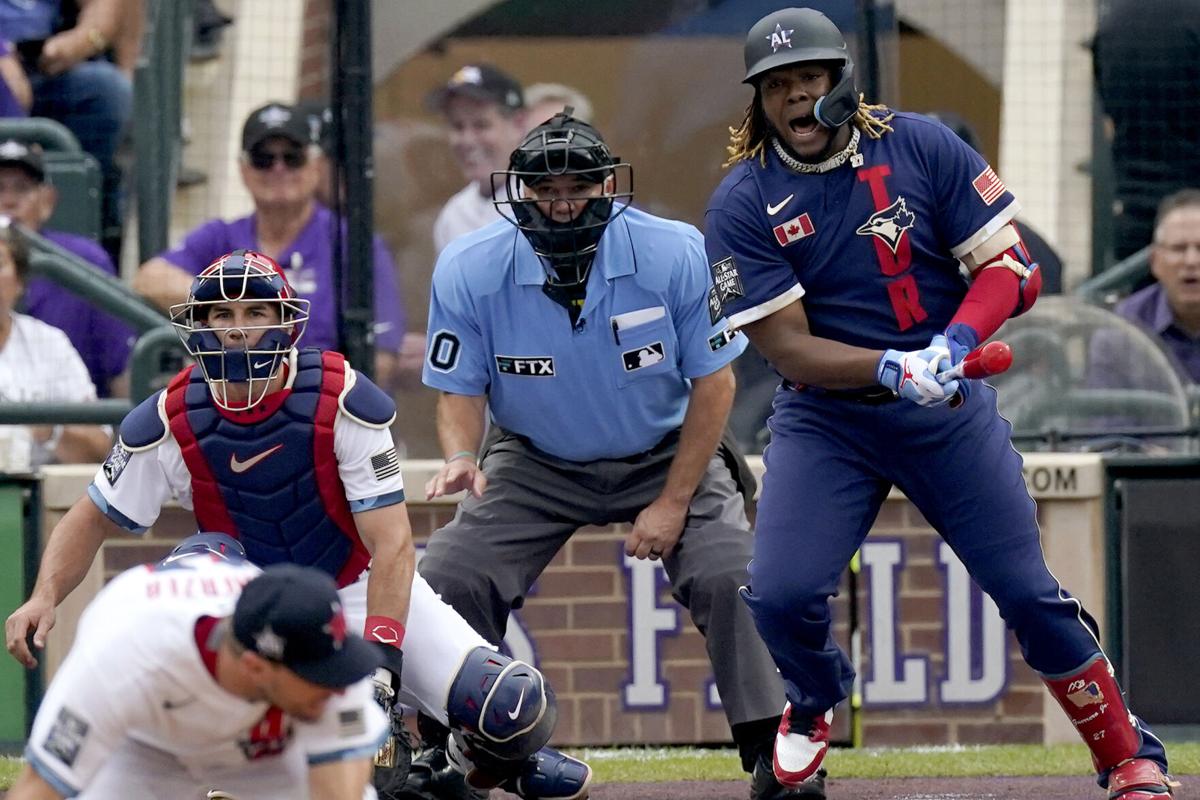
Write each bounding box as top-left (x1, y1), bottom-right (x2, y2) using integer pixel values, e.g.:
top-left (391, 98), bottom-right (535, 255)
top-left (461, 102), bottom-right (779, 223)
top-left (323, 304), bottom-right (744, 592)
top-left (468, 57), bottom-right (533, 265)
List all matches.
top-left (417, 111), bottom-right (824, 800)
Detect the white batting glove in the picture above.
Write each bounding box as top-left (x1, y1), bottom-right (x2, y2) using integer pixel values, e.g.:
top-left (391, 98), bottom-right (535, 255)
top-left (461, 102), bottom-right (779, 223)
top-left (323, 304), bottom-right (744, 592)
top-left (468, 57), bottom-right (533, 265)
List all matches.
top-left (877, 342), bottom-right (960, 407)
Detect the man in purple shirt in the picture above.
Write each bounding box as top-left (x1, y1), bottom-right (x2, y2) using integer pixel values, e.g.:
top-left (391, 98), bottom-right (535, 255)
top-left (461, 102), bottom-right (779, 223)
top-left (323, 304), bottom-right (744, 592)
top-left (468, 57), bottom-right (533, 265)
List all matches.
top-left (1113, 189), bottom-right (1200, 383)
top-left (0, 138), bottom-right (133, 397)
top-left (133, 101), bottom-right (405, 387)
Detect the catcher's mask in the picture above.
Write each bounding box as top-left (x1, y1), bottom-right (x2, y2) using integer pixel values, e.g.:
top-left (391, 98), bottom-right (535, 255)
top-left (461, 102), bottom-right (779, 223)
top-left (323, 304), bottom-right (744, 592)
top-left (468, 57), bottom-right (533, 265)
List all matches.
top-left (493, 110), bottom-right (633, 288)
top-left (169, 249), bottom-right (310, 411)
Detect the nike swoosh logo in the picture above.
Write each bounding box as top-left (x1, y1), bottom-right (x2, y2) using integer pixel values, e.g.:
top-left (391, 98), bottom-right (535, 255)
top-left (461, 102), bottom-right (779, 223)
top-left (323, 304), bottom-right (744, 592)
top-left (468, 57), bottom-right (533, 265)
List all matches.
top-left (229, 444), bottom-right (284, 474)
top-left (253, 360), bottom-right (273, 369)
top-left (163, 696), bottom-right (195, 710)
top-left (766, 194), bottom-right (794, 216)
top-left (507, 686), bottom-right (527, 720)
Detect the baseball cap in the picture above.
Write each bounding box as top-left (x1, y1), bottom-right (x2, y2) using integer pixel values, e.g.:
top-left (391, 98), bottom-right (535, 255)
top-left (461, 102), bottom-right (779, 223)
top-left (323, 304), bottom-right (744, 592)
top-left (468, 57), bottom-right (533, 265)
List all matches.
top-left (0, 139), bottom-right (45, 181)
top-left (241, 102), bottom-right (319, 153)
top-left (232, 564), bottom-right (383, 688)
top-left (426, 63), bottom-right (524, 114)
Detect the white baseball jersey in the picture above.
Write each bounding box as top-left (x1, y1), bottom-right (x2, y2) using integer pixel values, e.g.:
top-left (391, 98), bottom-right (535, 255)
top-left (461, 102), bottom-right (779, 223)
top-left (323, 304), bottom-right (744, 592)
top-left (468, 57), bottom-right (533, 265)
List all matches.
top-left (25, 557), bottom-right (387, 798)
top-left (88, 365), bottom-right (405, 533)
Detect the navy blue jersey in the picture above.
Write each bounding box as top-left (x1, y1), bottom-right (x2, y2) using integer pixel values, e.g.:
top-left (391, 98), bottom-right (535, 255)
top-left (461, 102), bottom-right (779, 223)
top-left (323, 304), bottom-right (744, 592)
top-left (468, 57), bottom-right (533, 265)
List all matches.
top-left (704, 112), bottom-right (1019, 351)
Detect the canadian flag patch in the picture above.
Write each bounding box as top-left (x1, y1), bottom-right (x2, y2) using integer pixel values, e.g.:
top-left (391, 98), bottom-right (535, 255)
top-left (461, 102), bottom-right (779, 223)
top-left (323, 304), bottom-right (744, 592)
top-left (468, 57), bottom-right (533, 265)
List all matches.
top-left (972, 167), bottom-right (1006, 206)
top-left (772, 212), bottom-right (815, 246)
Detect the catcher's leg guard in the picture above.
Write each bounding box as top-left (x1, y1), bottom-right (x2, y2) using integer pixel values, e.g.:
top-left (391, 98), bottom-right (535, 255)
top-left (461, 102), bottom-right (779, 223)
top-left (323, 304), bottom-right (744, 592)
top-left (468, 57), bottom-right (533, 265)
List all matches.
top-left (498, 746), bottom-right (592, 800)
top-left (1042, 655), bottom-right (1140, 773)
top-left (1107, 758), bottom-right (1178, 799)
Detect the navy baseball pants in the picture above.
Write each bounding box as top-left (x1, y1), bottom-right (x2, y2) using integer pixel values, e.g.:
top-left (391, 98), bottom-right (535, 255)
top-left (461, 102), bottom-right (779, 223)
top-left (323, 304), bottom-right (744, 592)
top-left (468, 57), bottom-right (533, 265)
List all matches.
top-left (740, 384), bottom-right (1166, 770)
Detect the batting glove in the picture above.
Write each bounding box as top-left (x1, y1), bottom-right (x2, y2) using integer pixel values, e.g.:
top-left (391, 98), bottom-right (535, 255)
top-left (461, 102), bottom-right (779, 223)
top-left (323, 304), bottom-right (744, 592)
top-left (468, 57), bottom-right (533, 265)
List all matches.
top-left (877, 342), bottom-right (960, 407)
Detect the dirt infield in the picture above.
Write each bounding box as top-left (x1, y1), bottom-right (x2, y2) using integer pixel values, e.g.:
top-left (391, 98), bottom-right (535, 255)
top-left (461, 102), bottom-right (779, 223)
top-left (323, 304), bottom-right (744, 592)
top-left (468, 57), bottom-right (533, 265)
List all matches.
top-left (494, 773), bottom-right (1194, 799)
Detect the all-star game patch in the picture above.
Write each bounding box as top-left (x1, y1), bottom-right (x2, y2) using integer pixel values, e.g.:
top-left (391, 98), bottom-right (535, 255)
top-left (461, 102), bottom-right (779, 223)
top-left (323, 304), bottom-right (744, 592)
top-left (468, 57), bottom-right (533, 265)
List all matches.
top-left (43, 706), bottom-right (89, 767)
top-left (101, 443), bottom-right (131, 486)
top-left (708, 285), bottom-right (723, 325)
top-left (708, 328), bottom-right (737, 352)
top-left (710, 256), bottom-right (744, 304)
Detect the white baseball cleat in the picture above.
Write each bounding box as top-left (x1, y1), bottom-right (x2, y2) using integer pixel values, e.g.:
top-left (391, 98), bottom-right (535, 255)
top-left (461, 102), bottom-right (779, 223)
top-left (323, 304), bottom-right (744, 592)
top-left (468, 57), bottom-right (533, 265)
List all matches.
top-left (773, 703), bottom-right (833, 787)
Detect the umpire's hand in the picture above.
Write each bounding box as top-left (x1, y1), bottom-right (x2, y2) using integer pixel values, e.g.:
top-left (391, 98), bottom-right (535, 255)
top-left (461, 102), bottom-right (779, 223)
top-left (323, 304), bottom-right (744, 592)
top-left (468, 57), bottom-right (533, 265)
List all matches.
top-left (425, 456), bottom-right (487, 500)
top-left (6, 593), bottom-right (56, 668)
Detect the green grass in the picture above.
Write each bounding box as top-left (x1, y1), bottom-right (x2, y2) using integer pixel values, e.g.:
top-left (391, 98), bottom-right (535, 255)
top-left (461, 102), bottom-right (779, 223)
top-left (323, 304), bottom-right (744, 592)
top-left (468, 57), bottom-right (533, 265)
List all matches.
top-left (4, 743), bottom-right (1199, 789)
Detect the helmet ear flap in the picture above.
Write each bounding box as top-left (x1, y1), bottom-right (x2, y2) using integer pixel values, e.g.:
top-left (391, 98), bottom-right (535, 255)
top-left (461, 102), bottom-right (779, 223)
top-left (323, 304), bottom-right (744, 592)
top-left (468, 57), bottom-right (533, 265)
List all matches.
top-left (814, 62), bottom-right (858, 128)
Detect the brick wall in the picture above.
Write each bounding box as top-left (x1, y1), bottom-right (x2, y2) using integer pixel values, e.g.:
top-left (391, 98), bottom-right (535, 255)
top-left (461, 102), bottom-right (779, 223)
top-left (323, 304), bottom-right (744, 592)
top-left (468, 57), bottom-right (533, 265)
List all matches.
top-left (83, 500), bottom-right (1041, 748)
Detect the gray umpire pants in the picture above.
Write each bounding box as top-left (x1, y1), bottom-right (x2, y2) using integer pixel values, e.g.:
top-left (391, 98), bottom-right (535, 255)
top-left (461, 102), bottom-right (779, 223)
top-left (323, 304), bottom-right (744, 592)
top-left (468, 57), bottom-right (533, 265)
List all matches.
top-left (418, 427), bottom-right (786, 729)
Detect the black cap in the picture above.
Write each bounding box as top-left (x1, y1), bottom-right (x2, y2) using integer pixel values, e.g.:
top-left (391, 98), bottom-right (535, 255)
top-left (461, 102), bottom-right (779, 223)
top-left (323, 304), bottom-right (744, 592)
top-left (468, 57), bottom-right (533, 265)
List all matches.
top-left (0, 139), bottom-right (45, 181)
top-left (241, 102), bottom-right (319, 152)
top-left (426, 63), bottom-right (524, 114)
top-left (295, 98), bottom-right (334, 154)
top-left (233, 564), bottom-right (383, 688)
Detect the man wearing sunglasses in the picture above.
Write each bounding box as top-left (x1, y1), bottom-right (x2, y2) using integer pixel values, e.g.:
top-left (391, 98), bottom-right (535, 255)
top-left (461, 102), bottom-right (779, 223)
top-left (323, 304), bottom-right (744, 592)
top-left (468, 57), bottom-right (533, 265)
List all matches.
top-left (132, 101), bottom-right (406, 389)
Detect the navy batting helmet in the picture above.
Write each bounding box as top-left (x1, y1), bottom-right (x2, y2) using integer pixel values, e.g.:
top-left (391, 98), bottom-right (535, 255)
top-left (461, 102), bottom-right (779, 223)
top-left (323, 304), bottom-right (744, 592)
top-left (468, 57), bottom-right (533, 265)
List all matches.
top-left (742, 7), bottom-right (858, 129)
top-left (161, 532), bottom-right (247, 566)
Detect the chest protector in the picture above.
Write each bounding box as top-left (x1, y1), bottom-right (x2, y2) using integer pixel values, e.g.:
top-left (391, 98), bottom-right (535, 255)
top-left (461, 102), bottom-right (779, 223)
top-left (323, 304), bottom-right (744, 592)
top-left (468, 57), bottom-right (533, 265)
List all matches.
top-left (164, 349), bottom-right (368, 586)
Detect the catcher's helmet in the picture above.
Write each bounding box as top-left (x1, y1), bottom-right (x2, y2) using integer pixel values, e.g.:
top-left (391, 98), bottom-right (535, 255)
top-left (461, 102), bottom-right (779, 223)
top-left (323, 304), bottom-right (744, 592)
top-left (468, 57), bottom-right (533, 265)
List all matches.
top-left (743, 7), bottom-right (858, 129)
top-left (169, 249), bottom-right (310, 410)
top-left (161, 531), bottom-right (248, 566)
top-left (493, 110), bottom-right (632, 286)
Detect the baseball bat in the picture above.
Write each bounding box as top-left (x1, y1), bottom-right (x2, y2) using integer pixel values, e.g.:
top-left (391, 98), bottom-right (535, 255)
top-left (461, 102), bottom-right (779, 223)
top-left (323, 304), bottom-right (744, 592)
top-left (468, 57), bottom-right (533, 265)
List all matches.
top-left (942, 340), bottom-right (1013, 382)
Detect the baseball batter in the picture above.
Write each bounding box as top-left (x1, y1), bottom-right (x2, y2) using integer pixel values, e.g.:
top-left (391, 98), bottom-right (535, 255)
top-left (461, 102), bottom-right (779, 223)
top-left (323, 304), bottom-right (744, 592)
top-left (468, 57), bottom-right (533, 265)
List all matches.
top-left (9, 541), bottom-right (387, 800)
top-left (5, 251), bottom-right (588, 800)
top-left (703, 8), bottom-right (1174, 800)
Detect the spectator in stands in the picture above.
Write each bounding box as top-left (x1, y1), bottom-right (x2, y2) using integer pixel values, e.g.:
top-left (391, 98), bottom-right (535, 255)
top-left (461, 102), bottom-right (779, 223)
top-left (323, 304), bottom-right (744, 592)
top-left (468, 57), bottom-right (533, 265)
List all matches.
top-left (0, 0), bottom-right (135, 263)
top-left (523, 81), bottom-right (593, 127)
top-left (1102, 189), bottom-right (1200, 384)
top-left (0, 40), bottom-right (31, 116)
top-left (0, 138), bottom-right (132, 397)
top-left (428, 63), bottom-right (528, 253)
top-left (132, 102), bottom-right (406, 389)
top-left (0, 220), bottom-right (110, 469)
top-left (1093, 0), bottom-right (1200, 261)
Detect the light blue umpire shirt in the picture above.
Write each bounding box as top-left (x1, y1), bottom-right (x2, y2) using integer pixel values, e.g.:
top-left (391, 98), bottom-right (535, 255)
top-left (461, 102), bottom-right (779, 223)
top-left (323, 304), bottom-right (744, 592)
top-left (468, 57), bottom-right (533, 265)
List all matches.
top-left (422, 205), bottom-right (747, 462)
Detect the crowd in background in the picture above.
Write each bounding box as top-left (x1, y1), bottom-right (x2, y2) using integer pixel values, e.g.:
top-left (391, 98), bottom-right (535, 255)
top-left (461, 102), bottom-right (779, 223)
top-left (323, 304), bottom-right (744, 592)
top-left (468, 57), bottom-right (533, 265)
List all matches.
top-left (0, 0), bottom-right (1196, 472)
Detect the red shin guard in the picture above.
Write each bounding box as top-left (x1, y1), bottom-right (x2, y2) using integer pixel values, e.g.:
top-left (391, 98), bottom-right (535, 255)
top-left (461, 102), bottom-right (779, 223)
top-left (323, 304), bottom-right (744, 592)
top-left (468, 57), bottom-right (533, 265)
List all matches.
top-left (1043, 655), bottom-right (1140, 773)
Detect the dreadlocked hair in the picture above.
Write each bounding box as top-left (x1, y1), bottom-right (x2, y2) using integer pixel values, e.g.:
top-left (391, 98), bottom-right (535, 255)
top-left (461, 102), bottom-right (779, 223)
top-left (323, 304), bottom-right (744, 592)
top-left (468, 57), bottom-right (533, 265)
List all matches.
top-left (723, 94), bottom-right (896, 168)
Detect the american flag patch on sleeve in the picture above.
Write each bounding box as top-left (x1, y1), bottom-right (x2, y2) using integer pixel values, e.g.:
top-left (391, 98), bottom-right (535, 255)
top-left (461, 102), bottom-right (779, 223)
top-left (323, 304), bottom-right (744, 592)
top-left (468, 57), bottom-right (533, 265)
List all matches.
top-left (972, 167), bottom-right (1006, 206)
top-left (371, 448), bottom-right (400, 481)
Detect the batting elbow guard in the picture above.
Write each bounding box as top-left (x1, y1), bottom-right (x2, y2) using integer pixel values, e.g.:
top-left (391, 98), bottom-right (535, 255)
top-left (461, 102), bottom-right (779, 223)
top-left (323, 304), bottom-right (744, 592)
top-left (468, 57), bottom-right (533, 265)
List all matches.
top-left (977, 239), bottom-right (1042, 317)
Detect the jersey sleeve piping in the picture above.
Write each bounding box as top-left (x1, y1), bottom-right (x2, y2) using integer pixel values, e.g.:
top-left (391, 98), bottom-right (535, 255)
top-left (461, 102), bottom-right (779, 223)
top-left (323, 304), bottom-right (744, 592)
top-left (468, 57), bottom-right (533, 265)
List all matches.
top-left (87, 484), bottom-right (148, 534)
top-left (25, 747), bottom-right (82, 797)
top-left (726, 285), bottom-right (806, 330)
top-left (950, 200), bottom-right (1022, 259)
top-left (349, 489), bottom-right (406, 513)
top-left (306, 730), bottom-right (390, 766)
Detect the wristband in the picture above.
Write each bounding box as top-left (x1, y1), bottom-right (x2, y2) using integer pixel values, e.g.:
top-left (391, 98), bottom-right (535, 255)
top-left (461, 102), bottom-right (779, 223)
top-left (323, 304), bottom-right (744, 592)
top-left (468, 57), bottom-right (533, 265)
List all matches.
top-left (446, 450), bottom-right (476, 463)
top-left (364, 615), bottom-right (405, 649)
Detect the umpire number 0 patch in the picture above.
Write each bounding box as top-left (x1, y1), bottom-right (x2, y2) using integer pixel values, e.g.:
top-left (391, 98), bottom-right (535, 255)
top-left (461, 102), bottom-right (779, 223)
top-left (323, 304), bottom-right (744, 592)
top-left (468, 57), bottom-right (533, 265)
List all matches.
top-left (427, 330), bottom-right (461, 373)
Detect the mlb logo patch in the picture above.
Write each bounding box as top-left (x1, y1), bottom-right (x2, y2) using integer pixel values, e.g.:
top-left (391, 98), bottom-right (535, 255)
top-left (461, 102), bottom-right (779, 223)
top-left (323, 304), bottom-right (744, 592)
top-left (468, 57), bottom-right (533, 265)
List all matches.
top-left (773, 213), bottom-right (815, 246)
top-left (972, 167), bottom-right (1006, 206)
top-left (622, 342), bottom-right (665, 371)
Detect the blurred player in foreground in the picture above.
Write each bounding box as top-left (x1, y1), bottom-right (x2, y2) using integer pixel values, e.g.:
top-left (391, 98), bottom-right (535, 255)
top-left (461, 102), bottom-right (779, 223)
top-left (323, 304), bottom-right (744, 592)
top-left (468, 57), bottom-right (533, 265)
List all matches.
top-left (5, 250), bottom-right (591, 800)
top-left (703, 7), bottom-right (1175, 799)
top-left (8, 536), bottom-right (386, 800)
